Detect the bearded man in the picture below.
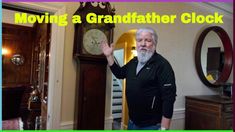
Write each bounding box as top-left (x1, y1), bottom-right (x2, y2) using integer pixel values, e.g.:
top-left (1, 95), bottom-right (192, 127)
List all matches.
top-left (101, 27), bottom-right (176, 130)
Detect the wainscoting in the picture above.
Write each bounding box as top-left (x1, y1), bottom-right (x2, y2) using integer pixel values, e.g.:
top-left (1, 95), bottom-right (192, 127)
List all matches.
top-left (170, 108), bottom-right (185, 130)
top-left (59, 109), bottom-right (185, 130)
top-left (105, 116), bottom-right (113, 130)
top-left (60, 121), bottom-right (74, 130)
top-left (60, 117), bottom-right (113, 130)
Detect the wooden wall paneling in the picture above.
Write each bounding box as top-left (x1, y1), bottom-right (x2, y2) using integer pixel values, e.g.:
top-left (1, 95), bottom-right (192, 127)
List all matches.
top-left (2, 23), bottom-right (34, 86)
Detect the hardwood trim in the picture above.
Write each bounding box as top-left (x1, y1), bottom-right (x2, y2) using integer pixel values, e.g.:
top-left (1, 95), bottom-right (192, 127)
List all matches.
top-left (3, 3), bottom-right (44, 15)
top-left (3, 23), bottom-right (33, 30)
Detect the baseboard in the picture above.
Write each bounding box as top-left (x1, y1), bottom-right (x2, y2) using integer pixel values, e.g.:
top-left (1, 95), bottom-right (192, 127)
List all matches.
top-left (105, 116), bottom-right (113, 130)
top-left (60, 117), bottom-right (113, 130)
top-left (59, 109), bottom-right (185, 130)
top-left (60, 121), bottom-right (74, 130)
top-left (172, 108), bottom-right (185, 120)
top-left (171, 108), bottom-right (185, 130)
top-left (120, 108), bottom-right (185, 130)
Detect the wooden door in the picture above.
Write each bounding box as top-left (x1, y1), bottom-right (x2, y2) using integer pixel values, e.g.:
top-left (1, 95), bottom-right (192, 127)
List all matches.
top-left (74, 59), bottom-right (107, 129)
top-left (206, 47), bottom-right (221, 80)
top-left (207, 47), bottom-right (221, 71)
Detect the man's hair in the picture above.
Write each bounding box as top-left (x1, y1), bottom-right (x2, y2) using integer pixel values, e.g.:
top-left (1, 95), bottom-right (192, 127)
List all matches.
top-left (136, 27), bottom-right (158, 45)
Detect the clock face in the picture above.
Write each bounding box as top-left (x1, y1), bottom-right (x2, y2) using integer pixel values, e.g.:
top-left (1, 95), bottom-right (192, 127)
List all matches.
top-left (83, 29), bottom-right (108, 55)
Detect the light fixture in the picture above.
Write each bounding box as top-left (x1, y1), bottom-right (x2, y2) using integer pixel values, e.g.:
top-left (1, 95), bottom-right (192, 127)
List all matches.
top-left (2, 47), bottom-right (11, 63)
top-left (11, 54), bottom-right (25, 66)
top-left (131, 46), bottom-right (137, 56)
top-left (2, 48), bottom-right (11, 56)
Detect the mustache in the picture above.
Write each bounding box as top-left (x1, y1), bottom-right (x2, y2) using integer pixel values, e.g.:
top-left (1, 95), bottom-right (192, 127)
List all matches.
top-left (138, 47), bottom-right (149, 51)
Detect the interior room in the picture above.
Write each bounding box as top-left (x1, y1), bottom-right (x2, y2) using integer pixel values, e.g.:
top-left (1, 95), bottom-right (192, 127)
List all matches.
top-left (2, 6), bottom-right (51, 129)
top-left (2, 2), bottom-right (233, 130)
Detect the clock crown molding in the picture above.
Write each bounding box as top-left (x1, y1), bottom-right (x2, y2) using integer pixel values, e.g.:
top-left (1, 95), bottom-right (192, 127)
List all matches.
top-left (74, 2), bottom-right (115, 22)
top-left (80, 2), bottom-right (115, 14)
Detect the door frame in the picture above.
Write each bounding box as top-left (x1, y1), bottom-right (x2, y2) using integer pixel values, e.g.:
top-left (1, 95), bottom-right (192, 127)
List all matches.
top-left (6, 2), bottom-right (66, 129)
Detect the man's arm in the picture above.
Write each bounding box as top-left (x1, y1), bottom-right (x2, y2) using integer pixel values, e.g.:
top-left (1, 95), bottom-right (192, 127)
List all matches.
top-left (100, 41), bottom-right (127, 79)
top-left (100, 41), bottom-right (115, 66)
top-left (159, 62), bottom-right (177, 130)
top-left (161, 116), bottom-right (171, 130)
top-left (106, 54), bottom-right (114, 66)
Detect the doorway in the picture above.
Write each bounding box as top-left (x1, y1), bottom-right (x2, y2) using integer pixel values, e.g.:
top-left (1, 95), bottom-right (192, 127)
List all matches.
top-left (110, 29), bottom-right (137, 129)
top-left (112, 49), bottom-right (124, 130)
top-left (2, 3), bottom-right (65, 129)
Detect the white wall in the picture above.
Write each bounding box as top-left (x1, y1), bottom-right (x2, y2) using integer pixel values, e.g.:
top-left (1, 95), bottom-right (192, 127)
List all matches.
top-left (3, 2), bottom-right (233, 130)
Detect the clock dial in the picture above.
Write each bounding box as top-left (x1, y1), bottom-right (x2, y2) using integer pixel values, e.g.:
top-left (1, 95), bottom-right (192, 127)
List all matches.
top-left (83, 29), bottom-right (107, 55)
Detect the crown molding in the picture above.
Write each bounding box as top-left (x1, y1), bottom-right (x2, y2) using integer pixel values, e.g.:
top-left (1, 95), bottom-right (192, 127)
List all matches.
top-left (190, 2), bottom-right (232, 19)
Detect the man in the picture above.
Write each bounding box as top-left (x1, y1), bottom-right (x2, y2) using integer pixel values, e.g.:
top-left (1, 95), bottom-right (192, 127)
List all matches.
top-left (101, 27), bottom-right (176, 130)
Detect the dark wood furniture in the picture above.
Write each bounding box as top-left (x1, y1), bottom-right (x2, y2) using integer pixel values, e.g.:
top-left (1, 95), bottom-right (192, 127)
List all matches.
top-left (2, 85), bottom-right (33, 129)
top-left (2, 23), bottom-right (34, 86)
top-left (73, 2), bottom-right (115, 129)
top-left (185, 95), bottom-right (232, 129)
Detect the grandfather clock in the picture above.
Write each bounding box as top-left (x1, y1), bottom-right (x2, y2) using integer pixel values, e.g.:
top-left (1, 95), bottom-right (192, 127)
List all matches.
top-left (73, 2), bottom-right (115, 129)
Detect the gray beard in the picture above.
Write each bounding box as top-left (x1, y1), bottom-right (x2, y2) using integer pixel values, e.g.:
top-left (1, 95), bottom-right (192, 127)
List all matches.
top-left (137, 50), bottom-right (154, 64)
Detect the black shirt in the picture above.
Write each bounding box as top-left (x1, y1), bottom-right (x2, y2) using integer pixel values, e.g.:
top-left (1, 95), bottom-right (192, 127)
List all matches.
top-left (110, 52), bottom-right (176, 127)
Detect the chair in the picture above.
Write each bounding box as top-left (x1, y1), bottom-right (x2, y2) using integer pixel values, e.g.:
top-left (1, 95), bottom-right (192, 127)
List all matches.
top-left (2, 85), bottom-right (32, 130)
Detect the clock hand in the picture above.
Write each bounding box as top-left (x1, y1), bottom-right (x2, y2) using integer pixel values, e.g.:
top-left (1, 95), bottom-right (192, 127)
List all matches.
top-left (91, 36), bottom-right (100, 46)
top-left (90, 36), bottom-right (97, 45)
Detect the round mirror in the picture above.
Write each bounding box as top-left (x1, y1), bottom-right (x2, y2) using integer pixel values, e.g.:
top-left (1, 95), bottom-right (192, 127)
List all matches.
top-left (201, 31), bottom-right (224, 84)
top-left (11, 54), bottom-right (25, 66)
top-left (195, 26), bottom-right (233, 87)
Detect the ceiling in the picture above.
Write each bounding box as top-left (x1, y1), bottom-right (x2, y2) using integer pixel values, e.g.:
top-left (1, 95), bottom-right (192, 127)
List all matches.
top-left (206, 2), bottom-right (233, 14)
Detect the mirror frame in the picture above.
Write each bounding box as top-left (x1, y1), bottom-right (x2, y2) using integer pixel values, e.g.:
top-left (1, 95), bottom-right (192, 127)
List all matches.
top-left (195, 26), bottom-right (233, 88)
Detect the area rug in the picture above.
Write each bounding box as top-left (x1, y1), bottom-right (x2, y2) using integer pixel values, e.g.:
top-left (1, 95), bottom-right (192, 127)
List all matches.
top-left (2, 117), bottom-right (23, 130)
